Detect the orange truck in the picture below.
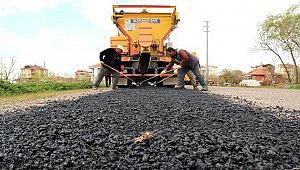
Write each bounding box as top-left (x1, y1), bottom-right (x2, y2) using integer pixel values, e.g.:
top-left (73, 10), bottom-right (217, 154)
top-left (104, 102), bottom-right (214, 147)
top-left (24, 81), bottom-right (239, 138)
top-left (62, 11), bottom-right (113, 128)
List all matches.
top-left (110, 5), bottom-right (180, 87)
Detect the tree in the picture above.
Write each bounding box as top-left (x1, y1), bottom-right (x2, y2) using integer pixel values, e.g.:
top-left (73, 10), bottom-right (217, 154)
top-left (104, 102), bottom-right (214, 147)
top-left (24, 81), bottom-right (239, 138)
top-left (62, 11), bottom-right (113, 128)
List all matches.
top-left (209, 75), bottom-right (219, 85)
top-left (257, 4), bottom-right (300, 84)
top-left (0, 57), bottom-right (17, 81)
top-left (219, 69), bottom-right (243, 86)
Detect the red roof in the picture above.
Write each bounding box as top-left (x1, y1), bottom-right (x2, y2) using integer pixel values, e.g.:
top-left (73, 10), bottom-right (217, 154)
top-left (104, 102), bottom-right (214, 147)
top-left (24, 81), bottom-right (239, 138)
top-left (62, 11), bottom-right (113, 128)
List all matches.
top-left (21, 65), bottom-right (47, 71)
top-left (75, 70), bottom-right (89, 73)
top-left (248, 68), bottom-right (266, 76)
top-left (88, 63), bottom-right (101, 68)
top-left (247, 67), bottom-right (281, 76)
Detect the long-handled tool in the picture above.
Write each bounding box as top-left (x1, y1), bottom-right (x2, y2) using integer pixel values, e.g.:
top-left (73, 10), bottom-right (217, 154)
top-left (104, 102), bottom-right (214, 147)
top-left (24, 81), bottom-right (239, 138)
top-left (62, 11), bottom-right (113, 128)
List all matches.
top-left (102, 63), bottom-right (137, 83)
top-left (150, 73), bottom-right (176, 87)
top-left (139, 68), bottom-right (177, 85)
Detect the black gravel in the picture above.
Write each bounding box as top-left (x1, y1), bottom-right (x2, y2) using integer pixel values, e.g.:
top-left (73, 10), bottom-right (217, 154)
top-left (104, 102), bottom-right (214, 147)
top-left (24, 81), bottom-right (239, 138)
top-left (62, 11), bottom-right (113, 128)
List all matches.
top-left (0, 87), bottom-right (299, 169)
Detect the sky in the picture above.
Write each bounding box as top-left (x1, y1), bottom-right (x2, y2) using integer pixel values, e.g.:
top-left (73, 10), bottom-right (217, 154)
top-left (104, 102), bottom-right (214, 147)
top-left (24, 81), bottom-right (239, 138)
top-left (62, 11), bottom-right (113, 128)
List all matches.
top-left (0, 0), bottom-right (299, 78)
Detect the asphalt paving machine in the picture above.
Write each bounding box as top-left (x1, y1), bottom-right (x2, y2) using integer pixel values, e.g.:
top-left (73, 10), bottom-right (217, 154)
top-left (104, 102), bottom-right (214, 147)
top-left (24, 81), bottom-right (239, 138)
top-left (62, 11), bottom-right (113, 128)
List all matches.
top-left (110, 5), bottom-right (180, 87)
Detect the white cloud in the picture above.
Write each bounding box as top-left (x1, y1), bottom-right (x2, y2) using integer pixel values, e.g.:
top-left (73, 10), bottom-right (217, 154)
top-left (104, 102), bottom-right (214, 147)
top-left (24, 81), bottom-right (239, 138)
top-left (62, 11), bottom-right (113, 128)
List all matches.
top-left (0, 27), bottom-right (99, 76)
top-left (36, 28), bottom-right (55, 41)
top-left (0, 0), bottom-right (75, 17)
top-left (74, 0), bottom-right (117, 32)
top-left (28, 29), bottom-right (100, 76)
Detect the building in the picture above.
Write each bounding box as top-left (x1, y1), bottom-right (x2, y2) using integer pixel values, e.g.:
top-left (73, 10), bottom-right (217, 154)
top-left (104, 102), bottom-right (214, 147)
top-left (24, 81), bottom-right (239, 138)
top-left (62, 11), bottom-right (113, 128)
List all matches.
top-left (202, 65), bottom-right (218, 77)
top-left (276, 64), bottom-right (296, 82)
top-left (88, 63), bottom-right (101, 82)
top-left (245, 64), bottom-right (282, 85)
top-left (20, 65), bottom-right (48, 81)
top-left (251, 64), bottom-right (275, 72)
top-left (200, 65), bottom-right (218, 85)
top-left (75, 70), bottom-right (91, 80)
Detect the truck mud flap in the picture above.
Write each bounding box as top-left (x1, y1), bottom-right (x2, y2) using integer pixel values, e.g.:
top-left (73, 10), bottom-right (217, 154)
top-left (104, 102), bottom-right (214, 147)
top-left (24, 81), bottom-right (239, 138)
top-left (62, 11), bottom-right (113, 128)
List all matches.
top-left (138, 53), bottom-right (151, 74)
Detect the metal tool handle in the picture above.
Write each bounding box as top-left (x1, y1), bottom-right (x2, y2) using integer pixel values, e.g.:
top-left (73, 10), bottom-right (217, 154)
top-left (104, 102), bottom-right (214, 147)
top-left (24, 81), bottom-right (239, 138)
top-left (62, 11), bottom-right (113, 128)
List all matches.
top-left (102, 63), bottom-right (136, 83)
top-left (139, 68), bottom-right (177, 84)
top-left (154, 73), bottom-right (176, 85)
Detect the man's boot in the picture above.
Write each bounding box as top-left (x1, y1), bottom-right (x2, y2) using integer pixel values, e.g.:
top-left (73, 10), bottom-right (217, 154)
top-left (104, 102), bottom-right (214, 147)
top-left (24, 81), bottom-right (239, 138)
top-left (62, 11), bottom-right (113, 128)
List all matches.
top-left (201, 86), bottom-right (208, 91)
top-left (174, 85), bottom-right (185, 89)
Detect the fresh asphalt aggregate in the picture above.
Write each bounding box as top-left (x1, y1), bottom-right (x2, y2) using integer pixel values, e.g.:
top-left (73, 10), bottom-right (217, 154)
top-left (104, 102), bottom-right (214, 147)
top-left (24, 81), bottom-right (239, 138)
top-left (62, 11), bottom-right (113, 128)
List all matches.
top-left (0, 87), bottom-right (299, 169)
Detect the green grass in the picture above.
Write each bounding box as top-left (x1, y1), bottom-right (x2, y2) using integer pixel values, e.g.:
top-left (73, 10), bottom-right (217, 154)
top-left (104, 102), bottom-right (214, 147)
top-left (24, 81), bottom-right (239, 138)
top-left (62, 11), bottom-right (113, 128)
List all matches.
top-left (0, 81), bottom-right (108, 105)
top-left (0, 80), bottom-right (110, 105)
top-left (0, 89), bottom-right (91, 105)
top-left (0, 80), bottom-right (94, 96)
top-left (290, 84), bottom-right (300, 89)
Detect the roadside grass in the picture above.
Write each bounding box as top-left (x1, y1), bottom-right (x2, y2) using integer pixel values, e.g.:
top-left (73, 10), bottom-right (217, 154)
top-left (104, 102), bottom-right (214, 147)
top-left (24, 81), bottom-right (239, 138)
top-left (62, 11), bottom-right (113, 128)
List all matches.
top-left (0, 80), bottom-right (94, 96)
top-left (290, 84), bottom-right (300, 89)
top-left (0, 82), bottom-right (108, 105)
top-left (260, 84), bottom-right (300, 89)
top-left (0, 89), bottom-right (90, 105)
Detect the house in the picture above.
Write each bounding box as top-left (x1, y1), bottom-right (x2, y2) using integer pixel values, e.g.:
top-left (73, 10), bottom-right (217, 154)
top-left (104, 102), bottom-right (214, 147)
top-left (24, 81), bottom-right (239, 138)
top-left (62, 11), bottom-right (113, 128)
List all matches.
top-left (276, 64), bottom-right (296, 81)
top-left (75, 70), bottom-right (91, 80)
top-left (200, 65), bottom-right (218, 85)
top-left (200, 65), bottom-right (218, 77)
top-left (20, 65), bottom-right (48, 81)
top-left (88, 63), bottom-right (101, 82)
top-left (244, 64), bottom-right (282, 85)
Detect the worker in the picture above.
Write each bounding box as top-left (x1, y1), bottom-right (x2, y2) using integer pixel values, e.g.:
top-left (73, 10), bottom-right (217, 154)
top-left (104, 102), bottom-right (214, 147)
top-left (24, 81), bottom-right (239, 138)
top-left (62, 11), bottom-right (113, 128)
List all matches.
top-left (160, 47), bottom-right (208, 91)
top-left (93, 45), bottom-right (124, 90)
top-left (105, 74), bottom-right (111, 87)
top-left (187, 51), bottom-right (204, 90)
top-left (186, 70), bottom-right (198, 90)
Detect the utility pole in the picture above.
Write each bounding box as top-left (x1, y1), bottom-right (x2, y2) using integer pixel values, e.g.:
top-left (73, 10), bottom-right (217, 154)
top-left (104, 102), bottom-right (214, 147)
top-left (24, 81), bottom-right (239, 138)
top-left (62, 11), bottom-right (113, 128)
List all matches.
top-left (203, 21), bottom-right (209, 83)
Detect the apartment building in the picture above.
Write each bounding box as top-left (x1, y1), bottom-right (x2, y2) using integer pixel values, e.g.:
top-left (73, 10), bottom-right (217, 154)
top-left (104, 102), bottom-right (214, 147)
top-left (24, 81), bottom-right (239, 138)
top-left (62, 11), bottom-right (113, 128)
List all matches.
top-left (88, 63), bottom-right (101, 82)
top-left (20, 65), bottom-right (48, 81)
top-left (75, 70), bottom-right (91, 80)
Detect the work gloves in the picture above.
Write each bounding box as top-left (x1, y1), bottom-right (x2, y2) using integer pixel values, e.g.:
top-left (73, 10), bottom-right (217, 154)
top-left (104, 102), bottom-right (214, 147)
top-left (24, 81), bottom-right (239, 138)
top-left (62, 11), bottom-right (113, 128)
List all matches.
top-left (160, 66), bottom-right (181, 77)
top-left (160, 70), bottom-right (166, 77)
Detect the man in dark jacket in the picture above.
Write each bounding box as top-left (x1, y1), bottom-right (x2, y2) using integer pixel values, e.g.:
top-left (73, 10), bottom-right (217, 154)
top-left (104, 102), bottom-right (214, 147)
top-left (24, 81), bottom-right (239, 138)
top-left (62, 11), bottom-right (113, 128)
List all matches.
top-left (93, 45), bottom-right (124, 90)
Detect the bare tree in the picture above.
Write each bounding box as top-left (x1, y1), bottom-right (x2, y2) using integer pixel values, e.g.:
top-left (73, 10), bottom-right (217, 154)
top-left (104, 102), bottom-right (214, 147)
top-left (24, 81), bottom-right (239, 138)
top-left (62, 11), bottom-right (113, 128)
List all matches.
top-left (0, 57), bottom-right (17, 81)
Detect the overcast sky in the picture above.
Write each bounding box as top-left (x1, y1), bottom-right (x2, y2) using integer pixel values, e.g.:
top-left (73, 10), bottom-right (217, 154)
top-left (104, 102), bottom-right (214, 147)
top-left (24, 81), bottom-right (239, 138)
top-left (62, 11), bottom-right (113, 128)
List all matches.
top-left (0, 0), bottom-right (299, 77)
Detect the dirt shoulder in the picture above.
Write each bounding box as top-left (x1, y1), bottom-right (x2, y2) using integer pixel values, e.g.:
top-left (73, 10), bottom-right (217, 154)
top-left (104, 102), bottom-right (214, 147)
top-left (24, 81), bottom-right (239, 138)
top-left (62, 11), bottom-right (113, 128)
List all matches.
top-left (0, 88), bottom-right (111, 114)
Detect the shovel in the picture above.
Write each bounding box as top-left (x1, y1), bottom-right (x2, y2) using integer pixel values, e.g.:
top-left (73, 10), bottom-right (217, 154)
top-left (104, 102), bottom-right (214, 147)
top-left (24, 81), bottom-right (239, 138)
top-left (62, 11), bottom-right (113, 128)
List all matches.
top-left (139, 68), bottom-right (177, 85)
top-left (150, 73), bottom-right (177, 87)
top-left (102, 63), bottom-right (137, 84)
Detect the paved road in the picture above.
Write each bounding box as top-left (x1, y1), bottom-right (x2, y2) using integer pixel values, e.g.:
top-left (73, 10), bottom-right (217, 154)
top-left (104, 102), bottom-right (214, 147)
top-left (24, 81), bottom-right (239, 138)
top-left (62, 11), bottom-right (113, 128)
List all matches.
top-left (1, 86), bottom-right (299, 113)
top-left (204, 86), bottom-right (300, 110)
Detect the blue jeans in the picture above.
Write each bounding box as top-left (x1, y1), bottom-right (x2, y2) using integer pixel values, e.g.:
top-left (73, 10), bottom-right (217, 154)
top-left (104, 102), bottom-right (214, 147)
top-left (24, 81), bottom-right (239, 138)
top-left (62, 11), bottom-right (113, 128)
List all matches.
top-left (177, 64), bottom-right (207, 88)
